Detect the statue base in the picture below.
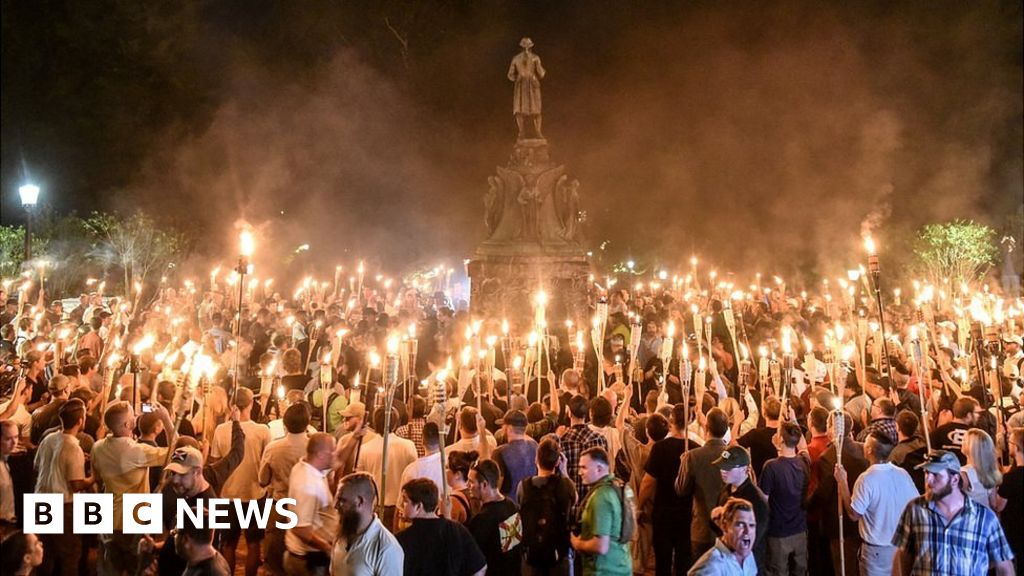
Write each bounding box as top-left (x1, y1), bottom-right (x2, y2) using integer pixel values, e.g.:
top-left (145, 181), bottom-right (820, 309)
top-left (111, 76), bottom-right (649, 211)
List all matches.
top-left (467, 252), bottom-right (590, 330)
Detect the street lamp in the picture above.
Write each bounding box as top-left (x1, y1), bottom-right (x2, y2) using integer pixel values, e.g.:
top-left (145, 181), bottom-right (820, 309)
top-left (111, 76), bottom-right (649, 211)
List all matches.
top-left (19, 184), bottom-right (40, 261)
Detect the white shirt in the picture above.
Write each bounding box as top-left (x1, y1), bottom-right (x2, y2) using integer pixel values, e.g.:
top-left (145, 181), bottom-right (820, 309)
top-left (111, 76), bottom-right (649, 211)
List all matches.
top-left (34, 432), bottom-right (85, 502)
top-left (329, 516), bottom-right (405, 576)
top-left (211, 419), bottom-right (271, 501)
top-left (849, 462), bottom-right (919, 545)
top-left (285, 460), bottom-right (339, 555)
top-left (590, 424), bottom-right (622, 472)
top-left (356, 433), bottom-right (418, 507)
top-left (689, 538), bottom-right (758, 575)
top-left (399, 452), bottom-right (444, 495)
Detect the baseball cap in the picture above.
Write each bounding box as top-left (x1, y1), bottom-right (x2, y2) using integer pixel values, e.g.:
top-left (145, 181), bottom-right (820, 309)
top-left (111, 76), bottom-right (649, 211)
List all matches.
top-left (164, 446), bottom-right (204, 475)
top-left (1001, 334), bottom-right (1023, 347)
top-left (497, 409), bottom-right (528, 428)
top-left (712, 446), bottom-right (751, 470)
top-left (340, 401), bottom-right (366, 419)
top-left (914, 450), bottom-right (960, 474)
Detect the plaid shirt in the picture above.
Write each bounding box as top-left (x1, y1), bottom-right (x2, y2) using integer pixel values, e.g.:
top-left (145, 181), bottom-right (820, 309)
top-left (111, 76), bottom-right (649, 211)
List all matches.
top-left (560, 423), bottom-right (608, 521)
top-left (856, 417), bottom-right (898, 444)
top-left (892, 493), bottom-right (1015, 575)
top-left (396, 418), bottom-right (426, 457)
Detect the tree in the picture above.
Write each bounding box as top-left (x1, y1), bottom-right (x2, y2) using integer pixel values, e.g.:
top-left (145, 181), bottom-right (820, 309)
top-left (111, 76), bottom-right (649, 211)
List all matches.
top-left (914, 220), bottom-right (998, 288)
top-left (0, 226), bottom-right (27, 278)
top-left (84, 211), bottom-right (186, 295)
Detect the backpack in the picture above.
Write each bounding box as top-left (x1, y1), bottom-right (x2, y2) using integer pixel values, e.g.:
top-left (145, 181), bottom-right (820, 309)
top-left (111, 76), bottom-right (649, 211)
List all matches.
top-left (582, 476), bottom-right (638, 544)
top-left (519, 476), bottom-right (570, 567)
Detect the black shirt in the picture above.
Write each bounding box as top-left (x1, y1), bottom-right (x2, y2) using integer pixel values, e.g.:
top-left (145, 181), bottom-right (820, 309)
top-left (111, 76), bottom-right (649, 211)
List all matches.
top-left (717, 478), bottom-right (769, 556)
top-left (282, 373), bottom-right (311, 393)
top-left (997, 466), bottom-right (1023, 565)
top-left (643, 436), bottom-right (692, 525)
top-left (738, 426), bottom-right (778, 476)
top-left (467, 498), bottom-right (519, 576)
top-left (929, 422), bottom-right (972, 464)
top-left (182, 552), bottom-right (231, 576)
top-left (397, 517), bottom-right (487, 576)
top-left (159, 484), bottom-right (220, 576)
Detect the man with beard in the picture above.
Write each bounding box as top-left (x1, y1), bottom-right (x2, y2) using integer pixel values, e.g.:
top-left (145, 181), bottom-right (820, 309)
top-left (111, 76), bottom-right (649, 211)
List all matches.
top-left (147, 446), bottom-right (218, 576)
top-left (689, 498), bottom-right (758, 575)
top-left (176, 513), bottom-right (231, 576)
top-left (892, 450), bottom-right (1014, 575)
top-left (329, 472), bottom-right (404, 576)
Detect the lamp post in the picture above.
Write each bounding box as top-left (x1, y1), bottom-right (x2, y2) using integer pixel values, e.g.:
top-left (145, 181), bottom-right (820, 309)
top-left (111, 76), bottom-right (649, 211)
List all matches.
top-left (231, 229), bottom-right (255, 403)
top-left (19, 184), bottom-right (40, 261)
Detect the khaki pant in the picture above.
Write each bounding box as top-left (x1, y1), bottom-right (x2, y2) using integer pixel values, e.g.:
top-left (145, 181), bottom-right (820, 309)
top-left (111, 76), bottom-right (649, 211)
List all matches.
top-left (766, 532), bottom-right (807, 576)
top-left (858, 543), bottom-right (896, 576)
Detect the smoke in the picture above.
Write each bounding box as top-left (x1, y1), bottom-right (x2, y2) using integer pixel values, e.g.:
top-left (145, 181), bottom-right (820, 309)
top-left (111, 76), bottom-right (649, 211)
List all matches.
top-left (110, 1), bottom-right (1020, 285)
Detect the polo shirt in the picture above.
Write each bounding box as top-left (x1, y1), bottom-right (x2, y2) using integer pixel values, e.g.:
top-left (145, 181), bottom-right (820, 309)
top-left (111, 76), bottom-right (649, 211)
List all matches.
top-left (580, 475), bottom-right (631, 576)
top-left (285, 459), bottom-right (338, 556)
top-left (330, 516), bottom-right (405, 576)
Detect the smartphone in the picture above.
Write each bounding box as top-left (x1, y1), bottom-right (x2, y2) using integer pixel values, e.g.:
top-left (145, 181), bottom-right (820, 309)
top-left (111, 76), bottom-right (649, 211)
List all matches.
top-left (141, 403), bottom-right (154, 414)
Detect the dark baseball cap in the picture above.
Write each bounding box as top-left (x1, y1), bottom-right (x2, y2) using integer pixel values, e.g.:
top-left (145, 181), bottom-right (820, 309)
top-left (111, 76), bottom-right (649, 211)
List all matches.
top-left (712, 446), bottom-right (751, 470)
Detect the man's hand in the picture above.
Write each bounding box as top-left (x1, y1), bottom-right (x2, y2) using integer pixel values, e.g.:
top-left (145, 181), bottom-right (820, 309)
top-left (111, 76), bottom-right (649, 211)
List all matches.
top-left (230, 406), bottom-right (241, 422)
top-left (833, 463), bottom-right (847, 485)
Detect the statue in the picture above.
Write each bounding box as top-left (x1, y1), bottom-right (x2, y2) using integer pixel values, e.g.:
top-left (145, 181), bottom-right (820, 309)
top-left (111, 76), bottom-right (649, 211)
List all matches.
top-left (508, 37), bottom-right (545, 140)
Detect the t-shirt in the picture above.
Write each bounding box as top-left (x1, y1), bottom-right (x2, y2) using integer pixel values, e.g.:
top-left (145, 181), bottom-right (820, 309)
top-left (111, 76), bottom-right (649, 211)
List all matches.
top-left (759, 455), bottom-right (809, 538)
top-left (182, 552), bottom-right (231, 576)
top-left (737, 426), bottom-right (777, 476)
top-left (211, 419), bottom-right (271, 501)
top-left (467, 498), bottom-right (520, 576)
top-left (33, 431), bottom-right (86, 502)
top-left (929, 422), bottom-right (971, 464)
top-left (849, 463), bottom-right (919, 545)
top-left (643, 436), bottom-right (689, 525)
top-left (579, 475), bottom-right (632, 576)
top-left (396, 517), bottom-right (487, 576)
top-left (997, 465), bottom-right (1023, 565)
top-left (493, 438), bottom-right (538, 505)
top-left (91, 436), bottom-right (169, 530)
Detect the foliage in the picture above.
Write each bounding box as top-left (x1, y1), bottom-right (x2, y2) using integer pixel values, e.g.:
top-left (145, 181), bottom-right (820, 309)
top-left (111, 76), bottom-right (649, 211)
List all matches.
top-left (84, 211), bottom-right (187, 295)
top-left (0, 226), bottom-right (27, 278)
top-left (914, 220), bottom-right (998, 288)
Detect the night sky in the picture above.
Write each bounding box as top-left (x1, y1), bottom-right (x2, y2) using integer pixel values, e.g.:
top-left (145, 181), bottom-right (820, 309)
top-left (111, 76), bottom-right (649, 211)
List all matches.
top-left (2, 1), bottom-right (1021, 276)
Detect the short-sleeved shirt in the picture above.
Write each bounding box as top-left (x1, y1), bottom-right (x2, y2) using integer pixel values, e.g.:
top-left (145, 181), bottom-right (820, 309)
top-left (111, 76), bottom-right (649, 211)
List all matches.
top-left (579, 475), bottom-right (632, 576)
top-left (892, 494), bottom-right (1015, 575)
top-left (182, 552), bottom-right (231, 576)
top-left (849, 462), bottom-right (918, 545)
top-left (258, 432), bottom-right (308, 500)
top-left (997, 466), bottom-right (1023, 565)
top-left (493, 438), bottom-right (538, 504)
top-left (929, 422), bottom-right (972, 464)
top-left (396, 517), bottom-right (487, 576)
top-left (737, 427), bottom-right (777, 476)
top-left (285, 460), bottom-right (339, 556)
top-left (211, 419), bottom-right (271, 501)
top-left (34, 432), bottom-right (86, 502)
top-left (330, 516), bottom-right (405, 576)
top-left (643, 436), bottom-right (689, 526)
top-left (467, 498), bottom-right (520, 576)
top-left (91, 436), bottom-right (168, 530)
top-left (758, 455), bottom-right (809, 538)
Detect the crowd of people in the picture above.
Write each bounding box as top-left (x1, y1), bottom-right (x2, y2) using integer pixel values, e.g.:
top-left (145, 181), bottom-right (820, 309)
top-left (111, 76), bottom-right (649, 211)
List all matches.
top-left (0, 266), bottom-right (1021, 576)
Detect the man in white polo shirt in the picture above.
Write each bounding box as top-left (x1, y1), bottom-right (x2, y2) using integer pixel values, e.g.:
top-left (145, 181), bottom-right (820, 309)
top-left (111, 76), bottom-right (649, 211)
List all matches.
top-left (835, 430), bottom-right (919, 576)
top-left (331, 472), bottom-right (404, 575)
top-left (286, 432), bottom-right (339, 576)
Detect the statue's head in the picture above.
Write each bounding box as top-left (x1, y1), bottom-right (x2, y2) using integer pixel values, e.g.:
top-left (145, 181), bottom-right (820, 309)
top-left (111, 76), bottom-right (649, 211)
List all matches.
top-left (519, 37), bottom-right (534, 49)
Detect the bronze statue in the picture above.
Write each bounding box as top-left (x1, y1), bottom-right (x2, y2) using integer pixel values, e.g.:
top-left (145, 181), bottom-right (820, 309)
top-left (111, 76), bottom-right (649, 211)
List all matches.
top-left (508, 37), bottom-right (545, 140)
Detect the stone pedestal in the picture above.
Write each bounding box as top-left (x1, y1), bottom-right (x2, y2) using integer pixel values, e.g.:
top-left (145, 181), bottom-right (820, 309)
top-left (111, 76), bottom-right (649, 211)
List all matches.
top-left (469, 138), bottom-right (590, 326)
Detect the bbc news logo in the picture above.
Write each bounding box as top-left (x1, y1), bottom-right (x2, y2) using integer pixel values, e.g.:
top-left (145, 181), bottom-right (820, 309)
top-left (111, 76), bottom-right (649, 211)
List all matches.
top-left (23, 494), bottom-right (299, 534)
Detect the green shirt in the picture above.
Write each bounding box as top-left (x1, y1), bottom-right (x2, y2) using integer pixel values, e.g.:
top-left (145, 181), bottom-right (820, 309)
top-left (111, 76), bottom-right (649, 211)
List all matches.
top-left (580, 475), bottom-right (632, 576)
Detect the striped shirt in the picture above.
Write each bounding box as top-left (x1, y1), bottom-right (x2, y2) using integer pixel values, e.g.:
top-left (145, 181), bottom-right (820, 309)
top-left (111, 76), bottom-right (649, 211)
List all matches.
top-left (892, 493), bottom-right (1014, 575)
